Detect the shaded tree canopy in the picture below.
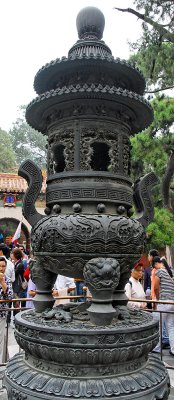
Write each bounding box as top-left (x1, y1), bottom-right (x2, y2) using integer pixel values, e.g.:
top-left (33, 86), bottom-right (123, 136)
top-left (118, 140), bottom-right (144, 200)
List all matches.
top-left (130, 42), bottom-right (174, 93)
top-left (114, 1), bottom-right (174, 213)
top-left (115, 0), bottom-right (174, 92)
top-left (115, 1), bottom-right (174, 250)
top-left (131, 96), bottom-right (174, 195)
top-left (0, 128), bottom-right (17, 172)
top-left (9, 106), bottom-right (47, 170)
top-left (146, 208), bottom-right (174, 249)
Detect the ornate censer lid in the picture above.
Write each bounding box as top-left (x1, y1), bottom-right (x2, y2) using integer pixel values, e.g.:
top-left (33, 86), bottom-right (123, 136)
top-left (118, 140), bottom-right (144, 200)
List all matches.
top-left (34, 7), bottom-right (145, 96)
top-left (26, 6), bottom-right (152, 134)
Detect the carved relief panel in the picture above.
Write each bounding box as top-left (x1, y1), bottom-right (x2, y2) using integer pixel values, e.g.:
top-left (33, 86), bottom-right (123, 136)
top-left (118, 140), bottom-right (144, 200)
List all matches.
top-left (80, 127), bottom-right (122, 173)
top-left (122, 135), bottom-right (130, 176)
top-left (47, 129), bottom-right (75, 174)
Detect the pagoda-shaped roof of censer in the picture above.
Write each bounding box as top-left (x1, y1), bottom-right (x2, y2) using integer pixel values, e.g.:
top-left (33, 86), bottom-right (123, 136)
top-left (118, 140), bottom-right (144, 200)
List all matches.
top-left (26, 6), bottom-right (153, 134)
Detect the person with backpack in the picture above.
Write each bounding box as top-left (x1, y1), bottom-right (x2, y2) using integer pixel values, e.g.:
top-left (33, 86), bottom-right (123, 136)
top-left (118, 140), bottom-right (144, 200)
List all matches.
top-left (125, 262), bottom-right (146, 309)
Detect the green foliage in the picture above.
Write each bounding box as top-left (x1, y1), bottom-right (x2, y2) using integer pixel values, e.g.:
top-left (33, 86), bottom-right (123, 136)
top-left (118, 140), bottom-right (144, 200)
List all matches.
top-left (152, 96), bottom-right (174, 135)
top-left (134, 0), bottom-right (173, 18)
top-left (128, 0), bottom-right (174, 91)
top-left (146, 208), bottom-right (174, 249)
top-left (0, 128), bottom-right (17, 172)
top-left (130, 43), bottom-right (174, 91)
top-left (9, 106), bottom-right (47, 169)
top-left (116, 1), bottom-right (174, 249)
top-left (131, 130), bottom-right (166, 175)
top-left (131, 95), bottom-right (174, 178)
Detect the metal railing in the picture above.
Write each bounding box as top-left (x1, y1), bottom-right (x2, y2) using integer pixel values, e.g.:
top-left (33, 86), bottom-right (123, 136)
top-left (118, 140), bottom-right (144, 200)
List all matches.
top-left (0, 293), bottom-right (89, 367)
top-left (0, 297), bottom-right (174, 370)
top-left (129, 297), bottom-right (174, 368)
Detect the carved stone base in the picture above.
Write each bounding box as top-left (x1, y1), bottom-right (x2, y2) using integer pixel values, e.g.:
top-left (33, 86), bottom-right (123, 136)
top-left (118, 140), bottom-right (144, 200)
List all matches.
top-left (5, 308), bottom-right (170, 399)
top-left (5, 352), bottom-right (170, 399)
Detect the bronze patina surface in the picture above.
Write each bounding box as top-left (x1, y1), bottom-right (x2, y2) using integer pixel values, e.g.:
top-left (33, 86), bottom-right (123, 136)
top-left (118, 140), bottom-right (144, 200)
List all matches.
top-left (5, 6), bottom-right (170, 399)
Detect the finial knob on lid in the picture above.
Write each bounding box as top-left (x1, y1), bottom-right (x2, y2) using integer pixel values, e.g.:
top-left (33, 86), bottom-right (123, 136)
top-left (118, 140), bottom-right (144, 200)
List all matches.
top-left (76, 6), bottom-right (105, 40)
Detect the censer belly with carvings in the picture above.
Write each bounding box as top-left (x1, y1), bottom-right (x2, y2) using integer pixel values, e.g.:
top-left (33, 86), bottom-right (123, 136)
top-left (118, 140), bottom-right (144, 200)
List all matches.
top-left (5, 6), bottom-right (170, 400)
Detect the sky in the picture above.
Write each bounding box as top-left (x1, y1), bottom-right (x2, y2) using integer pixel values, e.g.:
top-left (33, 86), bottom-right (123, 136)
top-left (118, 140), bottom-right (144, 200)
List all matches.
top-left (0, 0), bottom-right (142, 132)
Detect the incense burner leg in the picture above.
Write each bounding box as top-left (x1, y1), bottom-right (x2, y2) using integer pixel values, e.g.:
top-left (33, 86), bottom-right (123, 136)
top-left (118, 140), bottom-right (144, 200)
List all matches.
top-left (83, 257), bottom-right (120, 325)
top-left (29, 258), bottom-right (57, 312)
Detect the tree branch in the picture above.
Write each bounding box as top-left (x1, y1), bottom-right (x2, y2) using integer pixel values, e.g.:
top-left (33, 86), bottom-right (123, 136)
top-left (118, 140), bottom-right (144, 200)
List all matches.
top-left (114, 7), bottom-right (174, 43)
top-left (145, 85), bottom-right (174, 93)
top-left (162, 149), bottom-right (174, 212)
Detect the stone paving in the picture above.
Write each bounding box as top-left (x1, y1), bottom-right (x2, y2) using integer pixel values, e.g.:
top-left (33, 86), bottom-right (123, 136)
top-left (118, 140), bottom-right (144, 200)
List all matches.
top-left (1, 325), bottom-right (174, 399)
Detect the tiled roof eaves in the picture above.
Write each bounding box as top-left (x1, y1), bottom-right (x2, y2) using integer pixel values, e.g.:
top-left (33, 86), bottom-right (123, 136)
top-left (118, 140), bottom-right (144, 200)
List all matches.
top-left (27, 85), bottom-right (152, 112)
top-left (0, 174), bottom-right (46, 193)
top-left (34, 54), bottom-right (145, 93)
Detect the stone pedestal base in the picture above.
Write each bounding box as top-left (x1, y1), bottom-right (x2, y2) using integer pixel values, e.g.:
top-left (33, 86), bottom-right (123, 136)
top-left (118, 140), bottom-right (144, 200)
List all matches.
top-left (5, 307), bottom-right (170, 400)
top-left (5, 352), bottom-right (170, 399)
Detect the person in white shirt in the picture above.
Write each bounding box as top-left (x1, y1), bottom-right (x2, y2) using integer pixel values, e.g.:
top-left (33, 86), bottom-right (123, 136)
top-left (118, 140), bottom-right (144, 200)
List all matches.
top-left (125, 262), bottom-right (146, 309)
top-left (53, 275), bottom-right (76, 305)
top-left (0, 244), bottom-right (15, 282)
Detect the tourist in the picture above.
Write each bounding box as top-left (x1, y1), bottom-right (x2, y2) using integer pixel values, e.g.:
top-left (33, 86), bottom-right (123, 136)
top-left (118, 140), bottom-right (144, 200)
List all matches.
top-left (18, 244), bottom-right (28, 271)
top-left (151, 256), bottom-right (174, 348)
top-left (11, 248), bottom-right (26, 313)
top-left (26, 276), bottom-right (37, 309)
top-left (25, 255), bottom-right (37, 309)
top-left (0, 244), bottom-right (15, 325)
top-left (0, 243), bottom-right (15, 283)
top-left (0, 257), bottom-right (13, 363)
top-left (125, 262), bottom-right (146, 309)
top-left (74, 278), bottom-right (85, 302)
top-left (151, 257), bottom-right (173, 299)
top-left (161, 257), bottom-right (173, 278)
top-left (53, 275), bottom-right (76, 305)
top-left (152, 256), bottom-right (174, 355)
top-left (23, 252), bottom-right (35, 282)
top-left (144, 249), bottom-right (159, 293)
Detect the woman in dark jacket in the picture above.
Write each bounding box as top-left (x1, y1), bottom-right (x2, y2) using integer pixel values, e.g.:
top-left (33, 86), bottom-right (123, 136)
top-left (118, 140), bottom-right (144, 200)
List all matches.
top-left (11, 248), bottom-right (26, 311)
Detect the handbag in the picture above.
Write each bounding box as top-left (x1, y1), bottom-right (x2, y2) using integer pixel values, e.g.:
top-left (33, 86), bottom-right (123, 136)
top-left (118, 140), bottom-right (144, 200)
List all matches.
top-left (18, 274), bottom-right (28, 290)
top-left (21, 278), bottom-right (28, 290)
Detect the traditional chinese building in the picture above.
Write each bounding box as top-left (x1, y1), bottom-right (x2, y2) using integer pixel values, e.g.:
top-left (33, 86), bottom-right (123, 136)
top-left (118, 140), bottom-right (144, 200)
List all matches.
top-left (0, 172), bottom-right (46, 250)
